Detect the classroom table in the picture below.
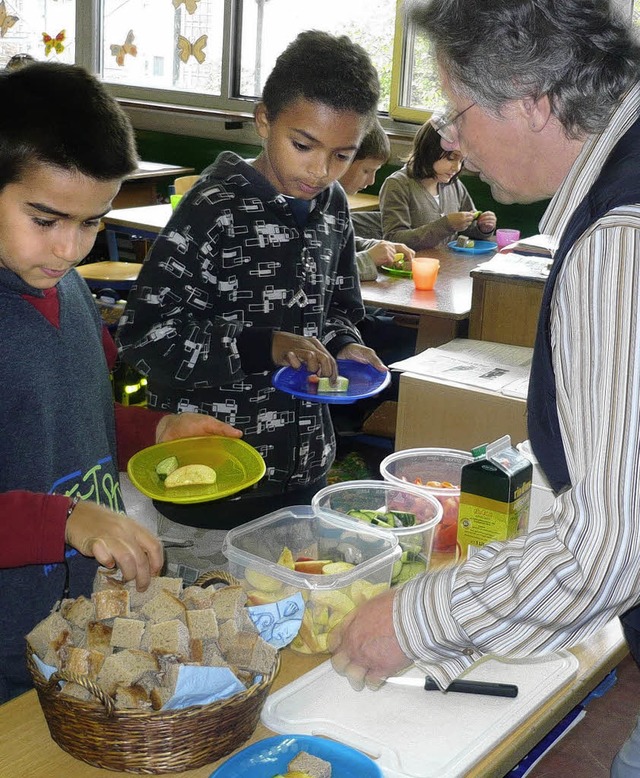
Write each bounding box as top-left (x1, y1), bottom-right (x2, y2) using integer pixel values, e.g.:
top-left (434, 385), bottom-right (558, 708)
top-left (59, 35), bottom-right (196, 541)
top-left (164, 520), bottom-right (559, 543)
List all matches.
top-left (0, 620), bottom-right (627, 778)
top-left (112, 161), bottom-right (195, 209)
top-left (102, 194), bottom-right (380, 261)
top-left (360, 246), bottom-right (477, 352)
top-left (469, 267), bottom-right (545, 348)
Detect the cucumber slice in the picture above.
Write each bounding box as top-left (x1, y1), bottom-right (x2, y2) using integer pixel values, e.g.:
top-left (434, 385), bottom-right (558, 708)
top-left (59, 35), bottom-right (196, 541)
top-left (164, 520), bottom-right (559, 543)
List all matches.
top-left (155, 455), bottom-right (179, 481)
top-left (388, 510), bottom-right (417, 528)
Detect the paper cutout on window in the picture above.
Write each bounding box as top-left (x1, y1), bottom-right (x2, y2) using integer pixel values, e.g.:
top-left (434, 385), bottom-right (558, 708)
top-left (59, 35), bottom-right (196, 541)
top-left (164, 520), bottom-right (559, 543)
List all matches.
top-left (177, 34), bottom-right (207, 64)
top-left (173, 0), bottom-right (200, 14)
top-left (0, 1), bottom-right (18, 38)
top-left (110, 30), bottom-right (137, 67)
top-left (42, 30), bottom-right (65, 56)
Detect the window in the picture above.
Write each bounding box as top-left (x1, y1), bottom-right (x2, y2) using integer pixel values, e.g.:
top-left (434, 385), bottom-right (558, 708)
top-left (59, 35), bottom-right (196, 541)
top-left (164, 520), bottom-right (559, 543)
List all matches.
top-left (0, 0), bottom-right (637, 131)
top-left (0, 0), bottom-right (409, 120)
top-left (0, 0), bottom-right (75, 64)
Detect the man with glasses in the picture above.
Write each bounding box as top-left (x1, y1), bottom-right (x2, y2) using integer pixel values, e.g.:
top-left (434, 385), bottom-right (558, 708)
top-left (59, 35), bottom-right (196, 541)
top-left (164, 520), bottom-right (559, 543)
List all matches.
top-left (330, 1), bottom-right (640, 773)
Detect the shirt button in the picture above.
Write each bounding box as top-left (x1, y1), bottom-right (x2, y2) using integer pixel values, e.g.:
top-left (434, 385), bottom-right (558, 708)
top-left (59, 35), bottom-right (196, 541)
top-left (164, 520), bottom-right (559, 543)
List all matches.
top-left (462, 648), bottom-right (474, 656)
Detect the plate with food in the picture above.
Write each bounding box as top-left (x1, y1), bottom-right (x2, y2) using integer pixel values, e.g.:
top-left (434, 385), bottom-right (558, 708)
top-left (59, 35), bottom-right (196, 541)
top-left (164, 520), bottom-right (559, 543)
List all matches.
top-left (381, 251), bottom-right (412, 277)
top-left (209, 733), bottom-right (383, 777)
top-left (447, 238), bottom-right (497, 255)
top-left (127, 435), bottom-right (266, 504)
top-left (271, 359), bottom-right (391, 404)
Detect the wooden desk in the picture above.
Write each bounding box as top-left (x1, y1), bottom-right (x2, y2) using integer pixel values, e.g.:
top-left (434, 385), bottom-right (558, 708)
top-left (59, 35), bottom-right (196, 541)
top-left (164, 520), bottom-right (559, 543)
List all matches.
top-left (361, 247), bottom-right (476, 352)
top-left (112, 162), bottom-right (195, 209)
top-left (348, 192), bottom-right (380, 212)
top-left (0, 622), bottom-right (627, 777)
top-left (469, 269), bottom-right (545, 348)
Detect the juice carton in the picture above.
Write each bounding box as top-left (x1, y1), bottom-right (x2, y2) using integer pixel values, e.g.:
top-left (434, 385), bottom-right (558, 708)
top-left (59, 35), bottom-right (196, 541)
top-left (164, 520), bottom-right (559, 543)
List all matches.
top-left (457, 435), bottom-right (532, 559)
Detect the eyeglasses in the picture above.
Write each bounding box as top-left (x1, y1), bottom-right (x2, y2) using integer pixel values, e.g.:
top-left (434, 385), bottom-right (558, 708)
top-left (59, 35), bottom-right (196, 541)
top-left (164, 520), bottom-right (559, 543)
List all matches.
top-left (429, 102), bottom-right (476, 143)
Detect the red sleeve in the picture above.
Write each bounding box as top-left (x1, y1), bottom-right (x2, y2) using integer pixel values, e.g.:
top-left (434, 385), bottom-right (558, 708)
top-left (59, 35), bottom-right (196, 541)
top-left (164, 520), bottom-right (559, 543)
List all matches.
top-left (0, 492), bottom-right (69, 567)
top-left (115, 403), bottom-right (169, 469)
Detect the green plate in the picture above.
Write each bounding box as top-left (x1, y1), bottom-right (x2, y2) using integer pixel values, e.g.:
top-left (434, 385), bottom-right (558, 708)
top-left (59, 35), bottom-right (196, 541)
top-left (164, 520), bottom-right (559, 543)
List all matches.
top-left (381, 264), bottom-right (412, 278)
top-left (127, 436), bottom-right (266, 504)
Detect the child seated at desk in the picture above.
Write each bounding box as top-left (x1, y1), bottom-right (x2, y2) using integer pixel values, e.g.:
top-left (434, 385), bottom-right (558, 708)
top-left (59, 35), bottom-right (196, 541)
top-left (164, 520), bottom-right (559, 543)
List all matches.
top-left (380, 122), bottom-right (496, 250)
top-left (339, 120), bottom-right (414, 280)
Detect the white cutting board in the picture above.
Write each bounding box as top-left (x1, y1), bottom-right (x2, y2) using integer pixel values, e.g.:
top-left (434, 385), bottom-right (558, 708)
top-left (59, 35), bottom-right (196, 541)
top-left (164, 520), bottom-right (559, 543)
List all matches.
top-left (261, 652), bottom-right (579, 778)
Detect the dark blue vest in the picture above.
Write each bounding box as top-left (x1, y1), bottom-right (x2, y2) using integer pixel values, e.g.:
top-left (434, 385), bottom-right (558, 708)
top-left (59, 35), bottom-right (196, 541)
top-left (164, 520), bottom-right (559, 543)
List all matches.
top-left (528, 115), bottom-right (640, 493)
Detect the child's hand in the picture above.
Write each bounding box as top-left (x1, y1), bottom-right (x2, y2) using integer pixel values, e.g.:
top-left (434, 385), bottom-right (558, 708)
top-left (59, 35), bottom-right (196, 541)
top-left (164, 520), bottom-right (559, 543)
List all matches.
top-left (272, 331), bottom-right (337, 378)
top-left (367, 241), bottom-right (416, 268)
top-left (446, 211), bottom-right (476, 231)
top-left (65, 502), bottom-right (164, 592)
top-left (392, 243), bottom-right (415, 261)
top-left (155, 412), bottom-right (242, 444)
top-left (477, 210), bottom-right (497, 234)
top-left (336, 343), bottom-right (388, 373)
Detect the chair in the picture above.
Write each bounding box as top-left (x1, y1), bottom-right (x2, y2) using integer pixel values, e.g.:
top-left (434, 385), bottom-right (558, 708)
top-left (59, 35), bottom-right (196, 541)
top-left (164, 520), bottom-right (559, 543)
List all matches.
top-left (174, 174), bottom-right (200, 195)
top-left (76, 261), bottom-right (142, 292)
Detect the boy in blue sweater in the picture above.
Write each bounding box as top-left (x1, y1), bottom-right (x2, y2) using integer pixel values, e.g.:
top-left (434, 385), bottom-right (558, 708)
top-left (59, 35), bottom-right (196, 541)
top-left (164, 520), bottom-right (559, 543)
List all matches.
top-left (0, 61), bottom-right (237, 702)
top-left (118, 31), bottom-right (387, 530)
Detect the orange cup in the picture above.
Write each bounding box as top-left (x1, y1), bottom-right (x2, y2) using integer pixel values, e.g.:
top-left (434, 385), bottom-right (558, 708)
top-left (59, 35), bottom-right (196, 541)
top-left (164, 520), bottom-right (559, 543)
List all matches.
top-left (412, 257), bottom-right (440, 290)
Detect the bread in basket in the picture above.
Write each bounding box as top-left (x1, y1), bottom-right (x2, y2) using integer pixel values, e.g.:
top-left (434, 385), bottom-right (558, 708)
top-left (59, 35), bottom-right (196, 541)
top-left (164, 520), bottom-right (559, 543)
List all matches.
top-left (26, 569), bottom-right (280, 774)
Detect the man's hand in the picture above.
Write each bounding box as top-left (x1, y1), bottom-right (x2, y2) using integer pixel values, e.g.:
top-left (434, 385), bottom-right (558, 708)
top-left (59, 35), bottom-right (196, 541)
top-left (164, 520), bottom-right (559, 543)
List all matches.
top-left (155, 412), bottom-right (242, 444)
top-left (65, 501), bottom-right (164, 591)
top-left (272, 331), bottom-right (337, 378)
top-left (329, 588), bottom-right (411, 690)
top-left (336, 342), bottom-right (387, 373)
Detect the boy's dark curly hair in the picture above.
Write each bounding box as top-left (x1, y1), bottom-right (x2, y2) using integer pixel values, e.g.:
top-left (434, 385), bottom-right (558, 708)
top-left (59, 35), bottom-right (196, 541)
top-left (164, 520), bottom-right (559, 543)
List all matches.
top-left (261, 30), bottom-right (380, 121)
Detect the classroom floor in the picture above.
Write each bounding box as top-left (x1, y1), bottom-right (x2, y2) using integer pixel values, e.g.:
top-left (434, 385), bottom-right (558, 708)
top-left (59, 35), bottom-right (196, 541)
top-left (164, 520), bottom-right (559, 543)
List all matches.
top-left (525, 652), bottom-right (640, 777)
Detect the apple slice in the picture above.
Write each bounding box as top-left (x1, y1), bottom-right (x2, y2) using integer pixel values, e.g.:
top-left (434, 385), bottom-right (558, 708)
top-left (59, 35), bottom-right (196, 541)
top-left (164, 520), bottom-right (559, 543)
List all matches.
top-left (321, 561), bottom-right (356, 575)
top-left (294, 559), bottom-right (332, 574)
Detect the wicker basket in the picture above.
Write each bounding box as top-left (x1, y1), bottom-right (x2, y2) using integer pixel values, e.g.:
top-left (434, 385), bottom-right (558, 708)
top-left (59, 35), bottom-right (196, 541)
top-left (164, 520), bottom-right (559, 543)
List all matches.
top-left (26, 570), bottom-right (280, 774)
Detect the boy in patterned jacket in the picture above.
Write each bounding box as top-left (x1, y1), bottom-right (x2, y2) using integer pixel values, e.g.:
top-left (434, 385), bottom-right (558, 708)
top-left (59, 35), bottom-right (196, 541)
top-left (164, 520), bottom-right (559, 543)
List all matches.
top-left (118, 31), bottom-right (387, 530)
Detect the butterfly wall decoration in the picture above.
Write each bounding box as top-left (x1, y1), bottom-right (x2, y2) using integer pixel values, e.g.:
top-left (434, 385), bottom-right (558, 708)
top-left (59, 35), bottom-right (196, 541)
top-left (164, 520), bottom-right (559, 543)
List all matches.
top-left (110, 29), bottom-right (137, 67)
top-left (177, 34), bottom-right (207, 64)
top-left (0, 1), bottom-right (18, 38)
top-left (42, 30), bottom-right (65, 56)
top-left (173, 0), bottom-right (200, 14)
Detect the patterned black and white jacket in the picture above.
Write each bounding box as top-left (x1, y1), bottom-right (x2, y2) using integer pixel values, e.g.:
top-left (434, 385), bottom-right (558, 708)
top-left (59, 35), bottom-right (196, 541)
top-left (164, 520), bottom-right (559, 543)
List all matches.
top-left (118, 151), bottom-right (365, 501)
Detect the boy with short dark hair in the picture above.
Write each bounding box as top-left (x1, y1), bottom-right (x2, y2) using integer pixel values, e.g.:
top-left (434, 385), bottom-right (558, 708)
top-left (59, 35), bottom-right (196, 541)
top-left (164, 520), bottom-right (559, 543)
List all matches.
top-left (339, 119), bottom-right (415, 280)
top-left (0, 61), bottom-right (236, 702)
top-left (118, 31), bottom-right (387, 531)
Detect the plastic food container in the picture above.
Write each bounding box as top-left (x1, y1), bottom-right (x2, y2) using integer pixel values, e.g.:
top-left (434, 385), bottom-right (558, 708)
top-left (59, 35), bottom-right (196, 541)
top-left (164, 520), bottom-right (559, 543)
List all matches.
top-left (222, 506), bottom-right (400, 655)
top-left (380, 448), bottom-right (473, 557)
top-left (311, 480), bottom-right (442, 584)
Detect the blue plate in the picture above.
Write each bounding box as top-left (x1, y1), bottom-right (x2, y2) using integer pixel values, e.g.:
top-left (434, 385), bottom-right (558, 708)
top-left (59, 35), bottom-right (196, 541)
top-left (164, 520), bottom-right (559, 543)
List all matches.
top-left (447, 239), bottom-right (497, 255)
top-left (271, 359), bottom-right (391, 404)
top-left (209, 734), bottom-right (383, 777)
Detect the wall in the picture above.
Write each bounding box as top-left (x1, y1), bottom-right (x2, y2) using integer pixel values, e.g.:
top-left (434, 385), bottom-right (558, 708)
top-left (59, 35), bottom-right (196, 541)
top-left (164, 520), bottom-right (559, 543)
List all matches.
top-left (135, 128), bottom-right (550, 238)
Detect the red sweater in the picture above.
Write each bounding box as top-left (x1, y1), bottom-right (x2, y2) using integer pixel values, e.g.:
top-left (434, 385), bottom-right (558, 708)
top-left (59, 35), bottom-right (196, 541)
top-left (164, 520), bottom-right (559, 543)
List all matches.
top-left (0, 286), bottom-right (164, 568)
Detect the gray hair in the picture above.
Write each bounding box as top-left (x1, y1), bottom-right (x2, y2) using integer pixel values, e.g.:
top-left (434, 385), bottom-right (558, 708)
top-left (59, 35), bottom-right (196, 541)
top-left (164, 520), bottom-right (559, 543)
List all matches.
top-left (406, 0), bottom-right (640, 138)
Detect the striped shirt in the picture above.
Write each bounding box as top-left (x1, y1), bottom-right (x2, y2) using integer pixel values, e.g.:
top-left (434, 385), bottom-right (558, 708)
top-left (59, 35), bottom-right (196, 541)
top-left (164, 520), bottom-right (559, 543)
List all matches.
top-left (395, 82), bottom-right (640, 687)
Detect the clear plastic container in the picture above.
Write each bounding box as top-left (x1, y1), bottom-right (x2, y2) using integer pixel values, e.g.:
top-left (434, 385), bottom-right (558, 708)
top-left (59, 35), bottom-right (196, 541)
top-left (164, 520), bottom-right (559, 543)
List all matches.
top-left (222, 506), bottom-right (400, 655)
top-left (311, 480), bottom-right (442, 584)
top-left (380, 448), bottom-right (473, 557)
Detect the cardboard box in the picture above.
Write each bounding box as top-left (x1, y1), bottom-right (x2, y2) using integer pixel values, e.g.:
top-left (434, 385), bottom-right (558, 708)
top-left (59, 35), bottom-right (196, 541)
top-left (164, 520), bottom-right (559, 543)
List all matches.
top-left (457, 437), bottom-right (532, 558)
top-left (395, 373), bottom-right (528, 452)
